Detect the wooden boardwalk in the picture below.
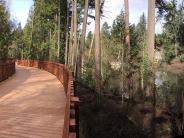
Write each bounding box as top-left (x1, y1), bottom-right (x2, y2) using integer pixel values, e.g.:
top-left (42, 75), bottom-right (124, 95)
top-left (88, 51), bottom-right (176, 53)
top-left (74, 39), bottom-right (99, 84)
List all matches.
top-left (0, 66), bottom-right (66, 138)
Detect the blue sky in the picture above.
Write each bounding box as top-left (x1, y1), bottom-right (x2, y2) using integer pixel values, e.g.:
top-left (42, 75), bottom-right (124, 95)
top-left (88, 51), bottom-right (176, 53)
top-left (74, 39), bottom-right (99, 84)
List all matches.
top-left (8, 0), bottom-right (33, 27)
top-left (7, 0), bottom-right (182, 33)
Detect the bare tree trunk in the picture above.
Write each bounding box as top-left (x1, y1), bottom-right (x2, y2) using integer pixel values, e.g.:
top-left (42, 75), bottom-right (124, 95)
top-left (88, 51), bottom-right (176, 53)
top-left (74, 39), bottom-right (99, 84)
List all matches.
top-left (21, 44), bottom-right (24, 60)
top-left (30, 6), bottom-right (34, 60)
top-left (69, 0), bottom-right (74, 68)
top-left (145, 0), bottom-right (156, 98)
top-left (147, 0), bottom-right (155, 64)
top-left (175, 41), bottom-right (178, 58)
top-left (49, 28), bottom-right (52, 61)
top-left (124, 0), bottom-right (130, 51)
top-left (124, 0), bottom-right (132, 100)
top-left (60, 0), bottom-right (67, 63)
top-left (78, 0), bottom-right (89, 79)
top-left (88, 31), bottom-right (95, 59)
top-left (58, 6), bottom-right (61, 62)
top-left (65, 2), bottom-right (69, 65)
top-left (141, 50), bottom-right (144, 90)
top-left (73, 0), bottom-right (78, 76)
top-left (95, 0), bottom-right (102, 94)
top-left (147, 1), bottom-right (156, 137)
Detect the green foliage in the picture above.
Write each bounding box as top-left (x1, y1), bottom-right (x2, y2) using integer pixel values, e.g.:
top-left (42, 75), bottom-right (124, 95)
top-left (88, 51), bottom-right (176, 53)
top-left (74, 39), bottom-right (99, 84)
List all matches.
top-left (164, 44), bottom-right (175, 63)
top-left (111, 11), bottom-right (125, 43)
top-left (161, 0), bottom-right (184, 63)
top-left (9, 0), bottom-right (68, 62)
top-left (85, 31), bottom-right (93, 48)
top-left (179, 54), bottom-right (184, 62)
top-left (81, 59), bottom-right (95, 88)
top-left (0, 1), bottom-right (13, 62)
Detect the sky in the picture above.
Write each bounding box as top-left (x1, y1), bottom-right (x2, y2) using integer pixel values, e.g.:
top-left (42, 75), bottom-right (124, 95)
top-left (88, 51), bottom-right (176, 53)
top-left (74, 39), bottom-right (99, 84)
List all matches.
top-left (7, 0), bottom-right (34, 27)
top-left (6, 0), bottom-right (182, 33)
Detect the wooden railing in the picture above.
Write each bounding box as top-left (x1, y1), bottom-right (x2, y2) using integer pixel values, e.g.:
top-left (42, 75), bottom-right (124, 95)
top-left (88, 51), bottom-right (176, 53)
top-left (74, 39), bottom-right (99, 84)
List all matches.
top-left (0, 60), bottom-right (15, 82)
top-left (16, 60), bottom-right (79, 138)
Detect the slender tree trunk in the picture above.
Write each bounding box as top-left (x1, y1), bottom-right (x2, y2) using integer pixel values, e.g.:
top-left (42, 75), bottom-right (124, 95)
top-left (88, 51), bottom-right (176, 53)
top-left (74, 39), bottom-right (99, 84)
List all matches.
top-left (175, 41), bottom-right (178, 58)
top-left (147, 1), bottom-right (156, 137)
top-left (146, 0), bottom-right (155, 98)
top-left (147, 0), bottom-right (155, 64)
top-left (78, 0), bottom-right (89, 79)
top-left (49, 28), bottom-right (52, 61)
top-left (73, 0), bottom-right (78, 76)
top-left (60, 0), bottom-right (67, 63)
top-left (95, 0), bottom-right (102, 94)
top-left (65, 2), bottom-right (69, 65)
top-left (30, 7), bottom-right (34, 60)
top-left (69, 0), bottom-right (74, 68)
top-left (88, 31), bottom-right (95, 59)
top-left (141, 46), bottom-right (144, 91)
top-left (57, 8), bottom-right (60, 62)
top-left (21, 45), bottom-right (24, 60)
top-left (124, 0), bottom-right (130, 51)
top-left (124, 0), bottom-right (132, 100)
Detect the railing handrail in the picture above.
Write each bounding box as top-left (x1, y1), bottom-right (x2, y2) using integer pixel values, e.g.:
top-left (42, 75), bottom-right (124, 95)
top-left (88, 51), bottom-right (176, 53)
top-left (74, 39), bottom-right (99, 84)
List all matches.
top-left (16, 60), bottom-right (79, 138)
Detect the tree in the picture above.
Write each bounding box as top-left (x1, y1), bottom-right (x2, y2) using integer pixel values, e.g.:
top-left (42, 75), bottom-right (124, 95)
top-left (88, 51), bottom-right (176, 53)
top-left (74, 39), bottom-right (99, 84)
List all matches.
top-left (0, 0), bottom-right (12, 62)
top-left (147, 0), bottom-right (156, 64)
top-left (124, 0), bottom-right (130, 52)
top-left (124, 0), bottom-right (132, 100)
top-left (95, 0), bottom-right (102, 95)
top-left (147, 1), bottom-right (156, 137)
top-left (136, 14), bottom-right (147, 92)
top-left (73, 0), bottom-right (78, 76)
top-left (78, 0), bottom-right (89, 79)
top-left (59, 0), bottom-right (67, 63)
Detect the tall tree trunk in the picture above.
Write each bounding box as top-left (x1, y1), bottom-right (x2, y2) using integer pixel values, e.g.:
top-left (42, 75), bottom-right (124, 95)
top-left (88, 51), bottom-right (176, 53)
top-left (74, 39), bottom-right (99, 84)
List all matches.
top-left (124, 0), bottom-right (132, 100)
top-left (60, 0), bottom-right (67, 63)
top-left (78, 0), bottom-right (89, 79)
top-left (65, 2), bottom-right (69, 65)
top-left (57, 7), bottom-right (60, 62)
top-left (73, 0), bottom-right (78, 76)
top-left (49, 28), bottom-right (52, 61)
top-left (147, 1), bottom-right (156, 137)
top-left (69, 0), bottom-right (74, 68)
top-left (147, 0), bottom-right (155, 64)
top-left (124, 0), bottom-right (130, 51)
top-left (146, 0), bottom-right (156, 98)
top-left (95, 0), bottom-right (102, 94)
top-left (30, 6), bottom-right (34, 60)
top-left (21, 44), bottom-right (24, 60)
top-left (175, 41), bottom-right (178, 58)
top-left (88, 30), bottom-right (95, 59)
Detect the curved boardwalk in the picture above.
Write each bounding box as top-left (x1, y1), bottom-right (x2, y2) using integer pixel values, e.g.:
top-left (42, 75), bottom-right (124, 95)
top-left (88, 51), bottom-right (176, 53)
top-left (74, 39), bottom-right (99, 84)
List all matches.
top-left (0, 66), bottom-right (66, 138)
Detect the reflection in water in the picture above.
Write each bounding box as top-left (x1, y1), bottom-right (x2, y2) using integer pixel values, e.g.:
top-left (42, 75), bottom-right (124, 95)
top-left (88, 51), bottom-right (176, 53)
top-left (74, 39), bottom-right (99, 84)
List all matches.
top-left (155, 70), bottom-right (184, 137)
top-left (105, 66), bottom-right (184, 137)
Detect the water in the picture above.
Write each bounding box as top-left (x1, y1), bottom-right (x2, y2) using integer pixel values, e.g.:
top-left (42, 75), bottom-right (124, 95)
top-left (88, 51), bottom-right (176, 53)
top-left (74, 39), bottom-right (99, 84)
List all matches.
top-left (154, 69), bottom-right (184, 137)
top-left (106, 66), bottom-right (184, 137)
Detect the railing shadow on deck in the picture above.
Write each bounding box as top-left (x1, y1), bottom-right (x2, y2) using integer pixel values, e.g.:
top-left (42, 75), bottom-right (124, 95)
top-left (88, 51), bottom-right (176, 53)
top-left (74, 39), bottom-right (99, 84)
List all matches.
top-left (0, 60), bottom-right (15, 82)
top-left (16, 60), bottom-right (79, 138)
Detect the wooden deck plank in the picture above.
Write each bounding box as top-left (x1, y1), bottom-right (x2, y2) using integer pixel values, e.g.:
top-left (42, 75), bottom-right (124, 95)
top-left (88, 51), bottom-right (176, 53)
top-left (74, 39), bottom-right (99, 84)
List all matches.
top-left (0, 66), bottom-right (66, 138)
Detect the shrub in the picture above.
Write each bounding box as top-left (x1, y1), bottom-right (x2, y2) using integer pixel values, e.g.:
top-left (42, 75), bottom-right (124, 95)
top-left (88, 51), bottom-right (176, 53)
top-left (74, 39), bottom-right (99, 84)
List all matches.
top-left (180, 54), bottom-right (184, 62)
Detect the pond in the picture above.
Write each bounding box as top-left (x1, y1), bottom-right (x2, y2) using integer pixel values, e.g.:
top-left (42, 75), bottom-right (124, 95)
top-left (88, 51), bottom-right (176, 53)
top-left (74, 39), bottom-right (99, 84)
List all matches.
top-left (106, 65), bottom-right (184, 137)
top-left (153, 68), bottom-right (184, 137)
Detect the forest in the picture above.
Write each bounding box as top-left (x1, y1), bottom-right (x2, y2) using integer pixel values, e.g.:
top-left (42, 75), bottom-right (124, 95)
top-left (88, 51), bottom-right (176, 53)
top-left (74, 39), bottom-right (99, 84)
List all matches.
top-left (0, 0), bottom-right (184, 137)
